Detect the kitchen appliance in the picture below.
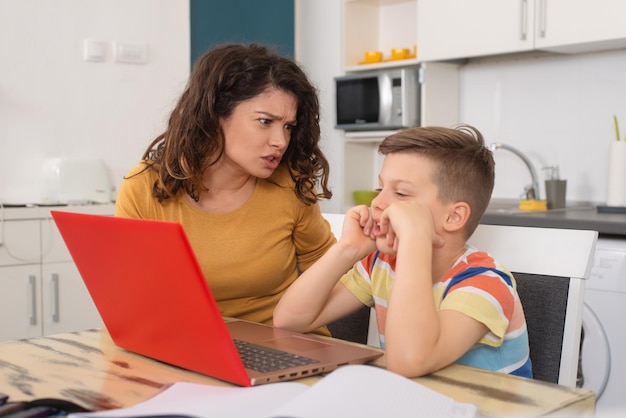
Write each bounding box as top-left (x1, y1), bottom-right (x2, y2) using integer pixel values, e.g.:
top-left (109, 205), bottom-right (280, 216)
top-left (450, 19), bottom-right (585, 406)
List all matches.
top-left (334, 67), bottom-right (420, 131)
top-left (41, 158), bottom-right (113, 204)
top-left (580, 237), bottom-right (626, 415)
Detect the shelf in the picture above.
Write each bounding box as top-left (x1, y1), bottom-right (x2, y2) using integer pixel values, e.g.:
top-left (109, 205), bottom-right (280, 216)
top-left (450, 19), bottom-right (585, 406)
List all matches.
top-left (343, 0), bottom-right (417, 69)
top-left (344, 58), bottom-right (419, 73)
top-left (344, 130), bottom-right (399, 142)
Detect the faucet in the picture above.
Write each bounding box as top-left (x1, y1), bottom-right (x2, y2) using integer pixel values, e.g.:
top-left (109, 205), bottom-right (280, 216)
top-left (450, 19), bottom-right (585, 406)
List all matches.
top-left (489, 143), bottom-right (541, 200)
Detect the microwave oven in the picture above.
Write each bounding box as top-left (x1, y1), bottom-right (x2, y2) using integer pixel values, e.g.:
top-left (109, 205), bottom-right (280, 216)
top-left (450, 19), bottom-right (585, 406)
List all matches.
top-left (334, 67), bottom-right (420, 131)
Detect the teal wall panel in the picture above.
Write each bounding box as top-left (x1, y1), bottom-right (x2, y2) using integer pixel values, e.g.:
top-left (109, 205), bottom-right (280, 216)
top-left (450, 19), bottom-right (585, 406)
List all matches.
top-left (190, 0), bottom-right (294, 66)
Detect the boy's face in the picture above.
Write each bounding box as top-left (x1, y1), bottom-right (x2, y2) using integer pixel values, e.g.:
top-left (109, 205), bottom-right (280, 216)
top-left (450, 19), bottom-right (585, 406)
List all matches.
top-left (371, 152), bottom-right (446, 253)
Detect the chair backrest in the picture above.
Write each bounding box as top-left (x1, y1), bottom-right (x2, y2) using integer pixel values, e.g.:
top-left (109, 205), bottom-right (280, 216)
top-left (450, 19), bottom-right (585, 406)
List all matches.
top-left (468, 224), bottom-right (597, 387)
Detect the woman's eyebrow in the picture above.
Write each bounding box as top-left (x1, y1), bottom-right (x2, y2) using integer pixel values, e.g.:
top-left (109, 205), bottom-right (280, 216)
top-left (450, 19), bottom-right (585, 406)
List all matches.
top-left (255, 110), bottom-right (296, 124)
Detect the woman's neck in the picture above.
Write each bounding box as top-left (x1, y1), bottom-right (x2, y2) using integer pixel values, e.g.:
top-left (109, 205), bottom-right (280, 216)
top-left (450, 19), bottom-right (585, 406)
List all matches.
top-left (190, 172), bottom-right (257, 214)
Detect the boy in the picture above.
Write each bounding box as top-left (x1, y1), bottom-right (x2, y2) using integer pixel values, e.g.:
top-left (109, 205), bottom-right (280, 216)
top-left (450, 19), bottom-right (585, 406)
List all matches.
top-left (273, 125), bottom-right (532, 379)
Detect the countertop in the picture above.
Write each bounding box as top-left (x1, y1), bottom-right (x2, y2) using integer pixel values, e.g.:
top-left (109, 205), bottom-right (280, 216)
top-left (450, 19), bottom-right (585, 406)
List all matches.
top-left (482, 199), bottom-right (626, 237)
top-left (0, 203), bottom-right (116, 221)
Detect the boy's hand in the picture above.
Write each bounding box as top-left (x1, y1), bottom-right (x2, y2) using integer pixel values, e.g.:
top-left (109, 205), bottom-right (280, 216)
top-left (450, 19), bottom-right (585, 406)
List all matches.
top-left (337, 205), bottom-right (377, 257)
top-left (378, 202), bottom-right (444, 252)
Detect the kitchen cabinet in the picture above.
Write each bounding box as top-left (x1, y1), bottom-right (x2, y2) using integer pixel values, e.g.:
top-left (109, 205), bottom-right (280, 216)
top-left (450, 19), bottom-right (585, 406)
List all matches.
top-left (0, 265), bottom-right (42, 340)
top-left (343, 0), bottom-right (418, 71)
top-left (416, 0), bottom-right (626, 62)
top-left (40, 215), bottom-right (103, 336)
top-left (0, 220), bottom-right (41, 340)
top-left (0, 205), bottom-right (112, 341)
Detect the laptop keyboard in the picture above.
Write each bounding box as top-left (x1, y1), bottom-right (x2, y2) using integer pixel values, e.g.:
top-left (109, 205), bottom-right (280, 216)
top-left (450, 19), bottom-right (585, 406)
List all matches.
top-left (233, 339), bottom-right (319, 373)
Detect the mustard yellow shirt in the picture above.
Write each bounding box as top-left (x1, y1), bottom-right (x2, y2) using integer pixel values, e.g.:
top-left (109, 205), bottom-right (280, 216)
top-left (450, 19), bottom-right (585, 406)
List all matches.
top-left (115, 162), bottom-right (335, 328)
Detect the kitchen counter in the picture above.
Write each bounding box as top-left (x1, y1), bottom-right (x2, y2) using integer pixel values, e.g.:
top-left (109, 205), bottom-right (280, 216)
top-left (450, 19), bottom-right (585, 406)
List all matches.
top-left (482, 199), bottom-right (626, 237)
top-left (0, 203), bottom-right (116, 221)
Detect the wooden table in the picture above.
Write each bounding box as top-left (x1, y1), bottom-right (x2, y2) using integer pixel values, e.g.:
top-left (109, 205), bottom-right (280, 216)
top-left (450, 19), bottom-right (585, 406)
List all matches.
top-left (0, 327), bottom-right (594, 417)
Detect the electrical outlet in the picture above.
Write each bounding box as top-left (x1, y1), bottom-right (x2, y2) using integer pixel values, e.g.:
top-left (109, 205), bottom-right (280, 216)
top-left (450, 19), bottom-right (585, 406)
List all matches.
top-left (113, 41), bottom-right (148, 64)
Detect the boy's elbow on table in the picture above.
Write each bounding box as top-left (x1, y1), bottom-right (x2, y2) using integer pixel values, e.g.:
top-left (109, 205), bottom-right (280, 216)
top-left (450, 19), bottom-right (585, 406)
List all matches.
top-left (272, 310), bottom-right (311, 333)
top-left (385, 351), bottom-right (439, 378)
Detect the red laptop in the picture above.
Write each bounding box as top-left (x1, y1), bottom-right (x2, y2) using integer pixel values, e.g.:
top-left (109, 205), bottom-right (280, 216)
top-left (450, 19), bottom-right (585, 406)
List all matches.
top-left (51, 210), bottom-right (382, 386)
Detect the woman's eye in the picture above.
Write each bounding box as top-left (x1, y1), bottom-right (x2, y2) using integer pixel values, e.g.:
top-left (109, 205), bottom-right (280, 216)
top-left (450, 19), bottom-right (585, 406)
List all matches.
top-left (258, 118), bottom-right (271, 126)
top-left (284, 124), bottom-right (295, 132)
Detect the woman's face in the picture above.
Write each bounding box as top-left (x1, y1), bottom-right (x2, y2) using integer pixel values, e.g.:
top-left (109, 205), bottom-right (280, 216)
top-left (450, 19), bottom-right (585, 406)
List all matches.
top-left (219, 88), bottom-right (297, 179)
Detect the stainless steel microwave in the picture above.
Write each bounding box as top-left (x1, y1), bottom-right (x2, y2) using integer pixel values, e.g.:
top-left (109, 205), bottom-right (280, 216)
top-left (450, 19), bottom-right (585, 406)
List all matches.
top-left (334, 67), bottom-right (421, 131)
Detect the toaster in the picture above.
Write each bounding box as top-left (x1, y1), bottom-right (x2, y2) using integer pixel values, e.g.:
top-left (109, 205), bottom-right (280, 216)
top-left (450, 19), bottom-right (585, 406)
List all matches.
top-left (41, 158), bottom-right (113, 204)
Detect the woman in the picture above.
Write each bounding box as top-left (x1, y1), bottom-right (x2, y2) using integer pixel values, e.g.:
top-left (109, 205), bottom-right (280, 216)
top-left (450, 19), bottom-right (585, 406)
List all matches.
top-left (115, 43), bottom-right (335, 328)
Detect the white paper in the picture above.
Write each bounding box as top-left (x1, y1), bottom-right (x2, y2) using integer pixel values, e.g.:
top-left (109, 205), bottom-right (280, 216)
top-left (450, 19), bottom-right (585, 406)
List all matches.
top-left (68, 382), bottom-right (308, 418)
top-left (69, 365), bottom-right (477, 418)
top-left (270, 365), bottom-right (477, 418)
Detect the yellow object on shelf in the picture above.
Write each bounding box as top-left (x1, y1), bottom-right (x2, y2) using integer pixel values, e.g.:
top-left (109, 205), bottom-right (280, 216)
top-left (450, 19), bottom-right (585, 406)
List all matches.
top-left (518, 199), bottom-right (548, 211)
top-left (360, 50), bottom-right (383, 64)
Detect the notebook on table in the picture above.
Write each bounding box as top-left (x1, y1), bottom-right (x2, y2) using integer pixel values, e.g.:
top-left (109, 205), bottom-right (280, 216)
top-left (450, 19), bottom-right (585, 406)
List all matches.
top-left (50, 210), bottom-right (383, 387)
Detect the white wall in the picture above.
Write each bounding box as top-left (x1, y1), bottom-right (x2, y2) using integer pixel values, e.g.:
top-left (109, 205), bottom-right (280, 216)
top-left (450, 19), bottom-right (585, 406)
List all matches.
top-left (0, 0), bottom-right (190, 204)
top-left (460, 49), bottom-right (626, 203)
top-left (294, 0), bottom-right (344, 214)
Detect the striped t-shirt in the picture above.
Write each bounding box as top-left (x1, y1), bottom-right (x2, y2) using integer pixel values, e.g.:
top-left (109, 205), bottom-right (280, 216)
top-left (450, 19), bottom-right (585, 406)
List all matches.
top-left (340, 245), bottom-right (533, 378)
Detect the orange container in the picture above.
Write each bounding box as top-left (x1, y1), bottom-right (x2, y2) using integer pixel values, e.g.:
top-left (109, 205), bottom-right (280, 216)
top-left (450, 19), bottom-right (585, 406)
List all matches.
top-left (363, 50), bottom-right (383, 63)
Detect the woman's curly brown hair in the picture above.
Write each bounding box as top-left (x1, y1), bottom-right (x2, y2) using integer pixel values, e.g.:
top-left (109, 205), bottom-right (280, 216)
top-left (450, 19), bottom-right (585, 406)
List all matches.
top-left (136, 43), bottom-right (332, 205)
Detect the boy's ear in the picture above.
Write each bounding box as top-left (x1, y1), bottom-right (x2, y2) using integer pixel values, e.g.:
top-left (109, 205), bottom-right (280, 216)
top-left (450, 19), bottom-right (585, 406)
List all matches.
top-left (443, 201), bottom-right (470, 232)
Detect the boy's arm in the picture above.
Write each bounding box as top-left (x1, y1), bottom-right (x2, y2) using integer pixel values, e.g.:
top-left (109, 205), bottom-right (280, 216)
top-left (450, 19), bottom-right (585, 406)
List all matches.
top-left (381, 202), bottom-right (488, 377)
top-left (273, 206), bottom-right (377, 333)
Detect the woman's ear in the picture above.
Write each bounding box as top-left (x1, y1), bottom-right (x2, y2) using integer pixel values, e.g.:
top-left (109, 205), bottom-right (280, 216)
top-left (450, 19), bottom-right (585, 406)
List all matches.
top-left (443, 202), bottom-right (470, 232)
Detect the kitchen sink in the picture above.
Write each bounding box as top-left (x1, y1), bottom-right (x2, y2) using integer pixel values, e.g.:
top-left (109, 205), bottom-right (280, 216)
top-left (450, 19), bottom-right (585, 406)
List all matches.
top-left (486, 199), bottom-right (596, 215)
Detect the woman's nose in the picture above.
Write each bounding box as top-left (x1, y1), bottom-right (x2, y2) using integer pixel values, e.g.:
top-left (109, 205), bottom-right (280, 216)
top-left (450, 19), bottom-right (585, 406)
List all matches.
top-left (270, 127), bottom-right (290, 149)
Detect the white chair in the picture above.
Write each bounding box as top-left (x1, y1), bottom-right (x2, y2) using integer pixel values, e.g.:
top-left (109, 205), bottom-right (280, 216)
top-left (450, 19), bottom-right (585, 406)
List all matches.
top-left (468, 224), bottom-right (598, 387)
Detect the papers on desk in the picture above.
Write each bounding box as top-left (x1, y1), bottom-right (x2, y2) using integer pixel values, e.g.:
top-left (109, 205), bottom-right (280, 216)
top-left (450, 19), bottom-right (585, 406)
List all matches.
top-left (68, 364), bottom-right (477, 418)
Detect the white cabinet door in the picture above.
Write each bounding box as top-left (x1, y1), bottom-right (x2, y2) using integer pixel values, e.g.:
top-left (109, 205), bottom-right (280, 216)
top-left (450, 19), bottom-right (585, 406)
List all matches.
top-left (417, 0), bottom-right (535, 61)
top-left (535, 0), bottom-right (626, 53)
top-left (0, 220), bottom-right (40, 266)
top-left (41, 262), bottom-right (103, 336)
top-left (0, 265), bottom-right (42, 341)
top-left (417, 0), bottom-right (626, 61)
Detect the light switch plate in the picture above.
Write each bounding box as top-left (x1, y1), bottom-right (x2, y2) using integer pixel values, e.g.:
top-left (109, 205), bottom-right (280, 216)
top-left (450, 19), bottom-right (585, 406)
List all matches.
top-left (83, 39), bottom-right (105, 62)
top-left (113, 41), bottom-right (148, 64)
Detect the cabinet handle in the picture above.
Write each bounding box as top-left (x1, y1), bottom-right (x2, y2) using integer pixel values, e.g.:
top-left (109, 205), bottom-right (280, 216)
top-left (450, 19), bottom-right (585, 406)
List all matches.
top-left (538, 0), bottom-right (547, 38)
top-left (28, 275), bottom-right (37, 325)
top-left (51, 273), bottom-right (60, 323)
top-left (520, 0), bottom-right (528, 40)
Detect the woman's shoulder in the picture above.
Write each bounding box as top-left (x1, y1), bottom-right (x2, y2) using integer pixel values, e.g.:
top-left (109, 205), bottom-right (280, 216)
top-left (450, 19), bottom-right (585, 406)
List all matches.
top-left (123, 161), bottom-right (157, 179)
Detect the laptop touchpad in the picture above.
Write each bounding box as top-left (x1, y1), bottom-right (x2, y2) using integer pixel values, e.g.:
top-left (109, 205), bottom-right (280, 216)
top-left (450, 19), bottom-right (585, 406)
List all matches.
top-left (263, 336), bottom-right (333, 351)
